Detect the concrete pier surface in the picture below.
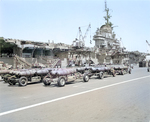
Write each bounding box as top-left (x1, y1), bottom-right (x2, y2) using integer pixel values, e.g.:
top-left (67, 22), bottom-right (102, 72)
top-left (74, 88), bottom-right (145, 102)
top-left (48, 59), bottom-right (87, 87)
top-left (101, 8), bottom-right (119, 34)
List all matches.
top-left (0, 66), bottom-right (150, 122)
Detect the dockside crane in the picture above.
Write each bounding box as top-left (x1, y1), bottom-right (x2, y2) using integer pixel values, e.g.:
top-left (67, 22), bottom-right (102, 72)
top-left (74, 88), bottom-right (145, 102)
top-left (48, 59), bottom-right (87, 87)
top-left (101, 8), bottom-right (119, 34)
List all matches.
top-left (146, 40), bottom-right (150, 47)
top-left (146, 40), bottom-right (150, 53)
top-left (72, 24), bottom-right (91, 49)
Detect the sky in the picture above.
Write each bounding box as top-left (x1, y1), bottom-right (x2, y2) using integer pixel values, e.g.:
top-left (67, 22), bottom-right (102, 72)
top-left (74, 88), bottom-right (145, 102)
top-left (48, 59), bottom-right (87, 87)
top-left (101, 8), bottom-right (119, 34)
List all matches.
top-left (0, 0), bottom-right (150, 53)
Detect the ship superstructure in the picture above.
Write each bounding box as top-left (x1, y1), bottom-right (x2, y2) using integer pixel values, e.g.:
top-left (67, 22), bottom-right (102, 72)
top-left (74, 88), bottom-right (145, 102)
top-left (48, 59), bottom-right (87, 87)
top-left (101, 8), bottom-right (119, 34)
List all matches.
top-left (93, 0), bottom-right (129, 65)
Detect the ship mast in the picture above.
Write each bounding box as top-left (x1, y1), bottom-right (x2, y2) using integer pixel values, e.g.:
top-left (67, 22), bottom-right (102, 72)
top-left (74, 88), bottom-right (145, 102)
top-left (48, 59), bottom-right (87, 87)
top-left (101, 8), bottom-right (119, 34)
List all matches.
top-left (104, 0), bottom-right (113, 27)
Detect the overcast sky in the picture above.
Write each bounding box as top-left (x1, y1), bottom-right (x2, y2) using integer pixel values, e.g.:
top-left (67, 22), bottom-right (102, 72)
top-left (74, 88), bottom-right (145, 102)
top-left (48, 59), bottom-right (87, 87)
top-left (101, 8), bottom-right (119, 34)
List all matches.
top-left (0, 0), bottom-right (150, 53)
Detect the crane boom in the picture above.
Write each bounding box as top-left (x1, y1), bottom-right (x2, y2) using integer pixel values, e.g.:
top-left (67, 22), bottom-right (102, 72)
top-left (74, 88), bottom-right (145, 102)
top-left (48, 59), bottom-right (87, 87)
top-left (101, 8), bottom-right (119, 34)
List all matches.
top-left (72, 24), bottom-right (91, 49)
top-left (80, 24), bottom-right (91, 46)
top-left (83, 24), bottom-right (91, 41)
top-left (79, 27), bottom-right (82, 42)
top-left (146, 40), bottom-right (150, 47)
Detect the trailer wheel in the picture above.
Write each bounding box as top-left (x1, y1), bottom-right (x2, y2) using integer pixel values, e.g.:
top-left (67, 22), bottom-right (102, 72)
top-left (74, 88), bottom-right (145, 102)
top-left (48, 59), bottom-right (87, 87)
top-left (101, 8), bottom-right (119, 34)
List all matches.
top-left (57, 77), bottom-right (66, 87)
top-left (83, 74), bottom-right (89, 82)
top-left (19, 77), bottom-right (28, 86)
top-left (99, 72), bottom-right (104, 79)
top-left (43, 78), bottom-right (51, 86)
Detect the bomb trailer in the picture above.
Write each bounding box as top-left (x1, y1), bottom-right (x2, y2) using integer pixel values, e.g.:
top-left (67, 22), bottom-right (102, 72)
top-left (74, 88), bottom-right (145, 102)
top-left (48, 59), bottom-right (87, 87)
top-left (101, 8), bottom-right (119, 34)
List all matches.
top-left (42, 65), bottom-right (117, 87)
top-left (110, 65), bottom-right (131, 75)
top-left (1, 68), bottom-right (52, 86)
top-left (0, 65), bottom-right (131, 87)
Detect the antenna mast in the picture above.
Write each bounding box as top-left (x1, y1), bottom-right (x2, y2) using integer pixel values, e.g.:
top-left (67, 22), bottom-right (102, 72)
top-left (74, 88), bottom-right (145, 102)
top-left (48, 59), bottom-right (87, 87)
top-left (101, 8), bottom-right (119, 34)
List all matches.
top-left (104, 0), bottom-right (113, 27)
top-left (105, 0), bottom-right (107, 11)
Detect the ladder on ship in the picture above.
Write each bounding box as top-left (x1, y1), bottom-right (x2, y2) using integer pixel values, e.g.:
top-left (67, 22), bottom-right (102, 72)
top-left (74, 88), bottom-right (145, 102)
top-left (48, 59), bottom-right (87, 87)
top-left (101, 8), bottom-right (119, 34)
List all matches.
top-left (50, 58), bottom-right (60, 68)
top-left (40, 56), bottom-right (61, 68)
top-left (14, 55), bottom-right (32, 69)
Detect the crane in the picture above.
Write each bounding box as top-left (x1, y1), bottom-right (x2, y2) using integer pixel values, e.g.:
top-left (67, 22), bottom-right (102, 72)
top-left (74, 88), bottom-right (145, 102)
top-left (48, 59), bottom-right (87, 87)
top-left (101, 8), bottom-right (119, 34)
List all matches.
top-left (78, 24), bottom-right (91, 46)
top-left (146, 40), bottom-right (150, 53)
top-left (72, 24), bottom-right (91, 48)
top-left (83, 24), bottom-right (91, 44)
top-left (146, 40), bottom-right (150, 47)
